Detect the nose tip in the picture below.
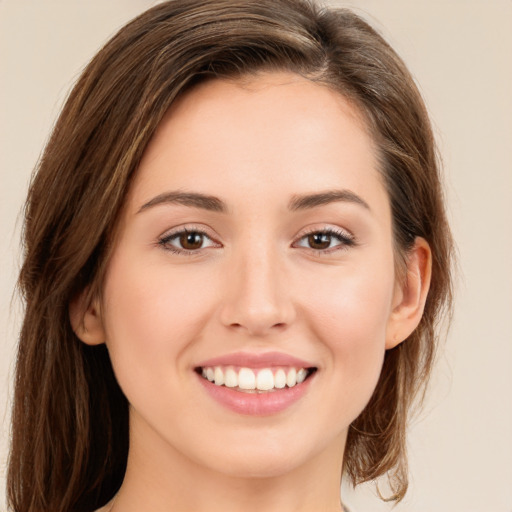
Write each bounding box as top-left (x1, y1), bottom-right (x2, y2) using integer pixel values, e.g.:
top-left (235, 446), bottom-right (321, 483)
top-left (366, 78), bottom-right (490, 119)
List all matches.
top-left (218, 253), bottom-right (295, 337)
top-left (226, 306), bottom-right (288, 337)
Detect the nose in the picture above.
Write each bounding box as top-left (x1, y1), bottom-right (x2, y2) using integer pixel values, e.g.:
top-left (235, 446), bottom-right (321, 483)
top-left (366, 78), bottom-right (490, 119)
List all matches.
top-left (218, 243), bottom-right (296, 337)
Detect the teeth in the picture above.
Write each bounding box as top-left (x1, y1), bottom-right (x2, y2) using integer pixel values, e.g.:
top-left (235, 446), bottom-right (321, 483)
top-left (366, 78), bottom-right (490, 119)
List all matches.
top-left (238, 367), bottom-right (256, 390)
top-left (224, 367), bottom-right (238, 388)
top-left (256, 368), bottom-right (274, 391)
top-left (214, 367), bottom-right (224, 386)
top-left (286, 368), bottom-right (297, 387)
top-left (200, 365), bottom-right (312, 391)
top-left (274, 369), bottom-right (286, 389)
top-left (296, 368), bottom-right (308, 384)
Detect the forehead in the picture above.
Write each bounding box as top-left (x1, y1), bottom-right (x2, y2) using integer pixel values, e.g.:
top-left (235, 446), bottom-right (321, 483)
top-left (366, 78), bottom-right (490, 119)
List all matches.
top-left (129, 72), bottom-right (387, 218)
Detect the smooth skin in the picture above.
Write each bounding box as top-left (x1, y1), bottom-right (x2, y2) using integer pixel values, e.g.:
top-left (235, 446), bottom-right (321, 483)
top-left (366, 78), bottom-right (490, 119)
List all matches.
top-left (71, 72), bottom-right (431, 512)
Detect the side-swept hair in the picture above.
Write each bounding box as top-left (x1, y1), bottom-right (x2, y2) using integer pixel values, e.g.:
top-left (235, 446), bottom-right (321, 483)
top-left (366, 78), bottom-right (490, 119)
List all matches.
top-left (8, 1), bottom-right (453, 510)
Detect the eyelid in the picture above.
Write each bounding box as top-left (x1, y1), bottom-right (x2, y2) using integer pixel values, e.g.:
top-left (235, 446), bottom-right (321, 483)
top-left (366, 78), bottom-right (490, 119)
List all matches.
top-left (299, 225), bottom-right (354, 240)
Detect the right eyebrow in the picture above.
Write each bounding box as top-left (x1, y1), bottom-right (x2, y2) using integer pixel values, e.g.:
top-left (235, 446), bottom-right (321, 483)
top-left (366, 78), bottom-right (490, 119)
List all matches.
top-left (137, 191), bottom-right (229, 214)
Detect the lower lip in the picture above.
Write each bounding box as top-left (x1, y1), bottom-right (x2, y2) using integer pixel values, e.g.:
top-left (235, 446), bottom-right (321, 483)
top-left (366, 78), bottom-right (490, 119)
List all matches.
top-left (196, 373), bottom-right (314, 416)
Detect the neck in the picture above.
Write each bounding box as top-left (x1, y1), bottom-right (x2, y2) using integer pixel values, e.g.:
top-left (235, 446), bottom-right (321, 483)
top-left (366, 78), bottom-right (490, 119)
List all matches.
top-left (111, 415), bottom-right (347, 512)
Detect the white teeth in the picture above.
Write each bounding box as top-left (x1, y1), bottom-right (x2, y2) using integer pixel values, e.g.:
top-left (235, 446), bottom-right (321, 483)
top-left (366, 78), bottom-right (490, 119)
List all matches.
top-left (256, 368), bottom-right (274, 391)
top-left (296, 368), bottom-right (308, 384)
top-left (286, 368), bottom-right (297, 387)
top-left (238, 367), bottom-right (256, 390)
top-left (200, 365), bottom-right (312, 391)
top-left (274, 369), bottom-right (287, 389)
top-left (214, 366), bottom-right (224, 386)
top-left (224, 367), bottom-right (238, 388)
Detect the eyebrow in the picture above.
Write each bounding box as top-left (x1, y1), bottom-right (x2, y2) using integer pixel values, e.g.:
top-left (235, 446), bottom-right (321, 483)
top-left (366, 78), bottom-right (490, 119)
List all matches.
top-left (139, 191), bottom-right (227, 213)
top-left (288, 189), bottom-right (370, 212)
top-left (138, 189), bottom-right (370, 214)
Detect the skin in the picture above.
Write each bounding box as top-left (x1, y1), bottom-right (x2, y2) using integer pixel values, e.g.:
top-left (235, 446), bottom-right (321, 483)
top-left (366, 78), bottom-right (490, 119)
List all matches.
top-left (72, 72), bottom-right (431, 512)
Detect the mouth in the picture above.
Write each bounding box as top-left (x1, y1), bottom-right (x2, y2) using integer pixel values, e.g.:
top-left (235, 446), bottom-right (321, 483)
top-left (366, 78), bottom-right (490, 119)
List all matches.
top-left (195, 365), bottom-right (317, 393)
top-left (194, 352), bottom-right (318, 415)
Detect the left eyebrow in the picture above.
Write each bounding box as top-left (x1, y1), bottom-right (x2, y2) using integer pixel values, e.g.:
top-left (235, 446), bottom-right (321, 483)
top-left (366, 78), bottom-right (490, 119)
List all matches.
top-left (288, 189), bottom-right (371, 212)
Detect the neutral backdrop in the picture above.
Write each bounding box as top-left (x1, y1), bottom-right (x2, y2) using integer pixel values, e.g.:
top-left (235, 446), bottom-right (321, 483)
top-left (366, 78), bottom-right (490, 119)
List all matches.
top-left (1, 1), bottom-right (511, 511)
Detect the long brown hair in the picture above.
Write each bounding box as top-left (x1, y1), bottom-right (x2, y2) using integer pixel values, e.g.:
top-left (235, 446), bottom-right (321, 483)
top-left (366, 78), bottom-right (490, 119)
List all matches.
top-left (8, 1), bottom-right (454, 510)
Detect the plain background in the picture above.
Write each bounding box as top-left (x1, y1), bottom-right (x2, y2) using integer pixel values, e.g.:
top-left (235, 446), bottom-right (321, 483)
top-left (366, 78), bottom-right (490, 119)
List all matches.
top-left (1, 1), bottom-right (511, 511)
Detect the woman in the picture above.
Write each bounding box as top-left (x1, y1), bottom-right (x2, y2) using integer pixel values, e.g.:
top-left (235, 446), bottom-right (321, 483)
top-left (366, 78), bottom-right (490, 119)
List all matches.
top-left (7, 1), bottom-right (453, 511)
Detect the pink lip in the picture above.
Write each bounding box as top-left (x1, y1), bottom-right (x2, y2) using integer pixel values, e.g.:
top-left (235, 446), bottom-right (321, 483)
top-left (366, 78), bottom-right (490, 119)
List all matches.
top-left (196, 372), bottom-right (315, 416)
top-left (195, 351), bottom-right (316, 369)
top-left (194, 351), bottom-right (317, 416)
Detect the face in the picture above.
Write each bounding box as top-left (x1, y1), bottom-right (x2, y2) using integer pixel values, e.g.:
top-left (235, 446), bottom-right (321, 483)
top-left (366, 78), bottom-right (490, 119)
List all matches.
top-left (93, 72), bottom-right (405, 478)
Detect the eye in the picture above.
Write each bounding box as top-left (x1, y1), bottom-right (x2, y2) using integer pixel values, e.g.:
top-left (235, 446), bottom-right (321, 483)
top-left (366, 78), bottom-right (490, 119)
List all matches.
top-left (158, 228), bottom-right (218, 255)
top-left (294, 227), bottom-right (356, 255)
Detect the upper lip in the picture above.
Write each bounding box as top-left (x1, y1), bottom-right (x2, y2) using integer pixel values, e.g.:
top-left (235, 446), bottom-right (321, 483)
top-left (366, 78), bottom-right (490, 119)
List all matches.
top-left (195, 351), bottom-right (316, 369)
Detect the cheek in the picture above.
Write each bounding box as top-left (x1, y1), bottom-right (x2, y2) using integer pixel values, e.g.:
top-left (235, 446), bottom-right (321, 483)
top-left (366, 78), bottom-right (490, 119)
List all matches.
top-left (305, 266), bottom-right (395, 395)
top-left (308, 265), bottom-right (394, 336)
top-left (100, 253), bottom-right (217, 385)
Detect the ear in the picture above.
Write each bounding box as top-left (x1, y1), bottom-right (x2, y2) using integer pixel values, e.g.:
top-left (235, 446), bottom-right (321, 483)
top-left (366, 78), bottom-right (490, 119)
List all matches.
top-left (69, 288), bottom-right (106, 346)
top-left (385, 237), bottom-right (432, 349)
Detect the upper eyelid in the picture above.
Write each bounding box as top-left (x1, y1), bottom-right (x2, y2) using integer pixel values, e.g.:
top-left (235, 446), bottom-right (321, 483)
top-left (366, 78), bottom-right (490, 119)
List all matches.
top-left (159, 225), bottom-right (218, 242)
top-left (299, 225), bottom-right (353, 238)
top-left (159, 224), bottom-right (354, 240)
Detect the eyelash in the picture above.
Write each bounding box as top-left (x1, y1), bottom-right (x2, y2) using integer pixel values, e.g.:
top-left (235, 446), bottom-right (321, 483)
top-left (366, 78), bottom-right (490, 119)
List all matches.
top-left (296, 227), bottom-right (356, 254)
top-left (158, 226), bottom-right (356, 257)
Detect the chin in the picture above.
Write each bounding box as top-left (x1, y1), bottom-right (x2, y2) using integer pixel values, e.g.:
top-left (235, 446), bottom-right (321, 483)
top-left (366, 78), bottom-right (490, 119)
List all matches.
top-left (191, 427), bottom-right (330, 480)
top-left (208, 452), bottom-right (305, 479)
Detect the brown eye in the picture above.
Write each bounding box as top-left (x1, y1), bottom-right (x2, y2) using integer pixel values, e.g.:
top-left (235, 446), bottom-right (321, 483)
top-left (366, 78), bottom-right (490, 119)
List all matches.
top-left (307, 233), bottom-right (332, 250)
top-left (294, 228), bottom-right (355, 254)
top-left (159, 228), bottom-right (217, 255)
top-left (179, 231), bottom-right (204, 250)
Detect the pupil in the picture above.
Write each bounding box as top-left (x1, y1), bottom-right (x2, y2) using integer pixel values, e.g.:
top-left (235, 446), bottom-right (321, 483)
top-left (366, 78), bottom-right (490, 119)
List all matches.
top-left (181, 232), bottom-right (202, 250)
top-left (309, 233), bottom-right (330, 250)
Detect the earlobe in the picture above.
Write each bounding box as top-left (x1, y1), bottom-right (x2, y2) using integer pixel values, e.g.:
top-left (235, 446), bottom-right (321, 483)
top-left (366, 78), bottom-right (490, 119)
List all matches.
top-left (69, 288), bottom-right (106, 346)
top-left (385, 237), bottom-right (432, 349)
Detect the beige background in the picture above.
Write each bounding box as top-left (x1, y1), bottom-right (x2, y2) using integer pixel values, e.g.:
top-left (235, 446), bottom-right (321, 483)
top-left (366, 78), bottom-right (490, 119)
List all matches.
top-left (1, 1), bottom-right (511, 511)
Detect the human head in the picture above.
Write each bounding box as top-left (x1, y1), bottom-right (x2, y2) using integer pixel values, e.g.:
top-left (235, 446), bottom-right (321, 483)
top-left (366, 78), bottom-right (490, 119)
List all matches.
top-left (9, 1), bottom-right (453, 510)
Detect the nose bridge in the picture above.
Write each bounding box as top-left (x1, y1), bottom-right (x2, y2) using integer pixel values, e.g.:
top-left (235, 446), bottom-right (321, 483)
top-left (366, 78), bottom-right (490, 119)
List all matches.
top-left (219, 232), bottom-right (294, 336)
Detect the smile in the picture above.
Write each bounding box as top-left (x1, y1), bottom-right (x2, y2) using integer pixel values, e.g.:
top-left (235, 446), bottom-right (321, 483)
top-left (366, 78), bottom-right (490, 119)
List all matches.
top-left (197, 366), bottom-right (316, 393)
top-left (194, 352), bottom-right (318, 415)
